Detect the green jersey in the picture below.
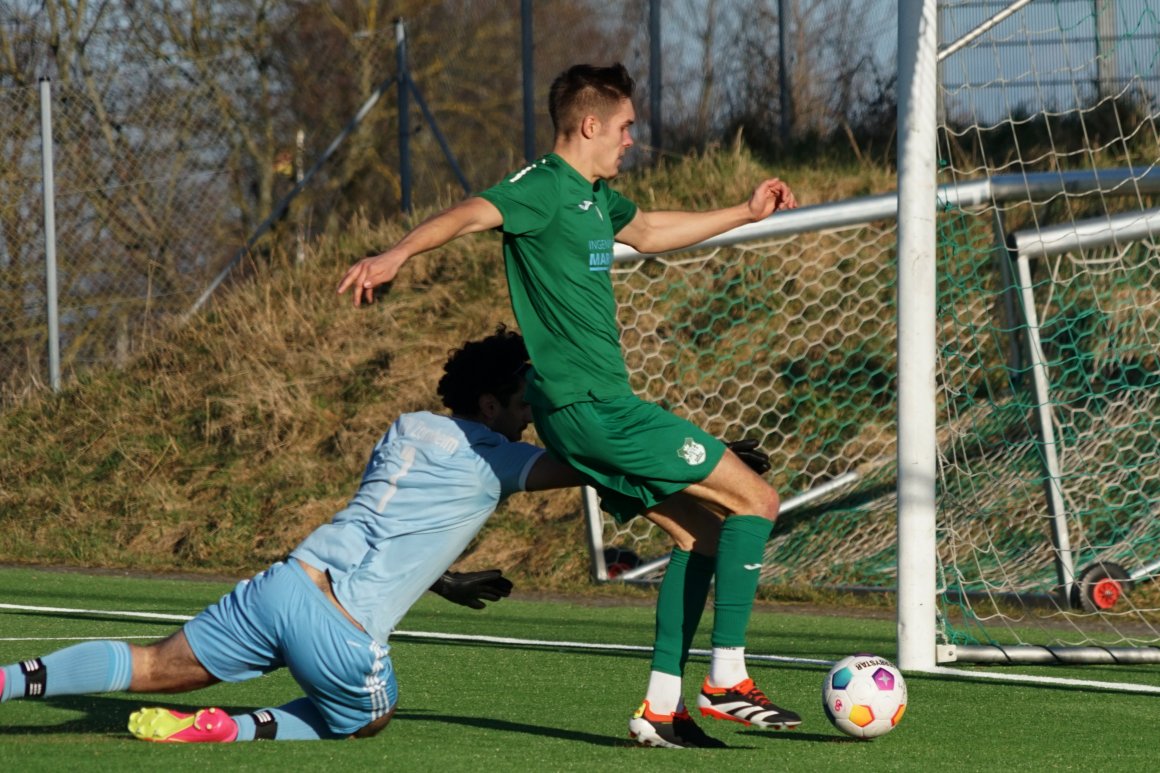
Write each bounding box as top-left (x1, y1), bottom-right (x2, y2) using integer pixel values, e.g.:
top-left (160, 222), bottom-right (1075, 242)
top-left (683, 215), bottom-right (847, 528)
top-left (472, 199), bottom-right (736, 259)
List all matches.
top-left (479, 153), bottom-right (639, 408)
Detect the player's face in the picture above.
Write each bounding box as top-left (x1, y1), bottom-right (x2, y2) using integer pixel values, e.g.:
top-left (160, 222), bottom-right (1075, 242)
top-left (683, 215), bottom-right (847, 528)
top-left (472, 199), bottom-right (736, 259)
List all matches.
top-left (491, 385), bottom-right (532, 442)
top-left (594, 98), bottom-right (635, 179)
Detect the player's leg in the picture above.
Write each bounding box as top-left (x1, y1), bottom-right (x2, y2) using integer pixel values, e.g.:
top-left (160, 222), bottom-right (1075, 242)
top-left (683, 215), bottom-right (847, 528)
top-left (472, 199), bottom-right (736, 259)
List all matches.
top-left (0, 626), bottom-right (218, 704)
top-left (130, 554), bottom-right (408, 743)
top-left (679, 453), bottom-right (802, 729)
top-left (628, 497), bottom-right (723, 748)
top-left (129, 562), bottom-right (303, 743)
top-left (128, 697), bottom-right (346, 742)
top-left (1, 640), bottom-right (134, 703)
top-left (130, 630), bottom-right (219, 692)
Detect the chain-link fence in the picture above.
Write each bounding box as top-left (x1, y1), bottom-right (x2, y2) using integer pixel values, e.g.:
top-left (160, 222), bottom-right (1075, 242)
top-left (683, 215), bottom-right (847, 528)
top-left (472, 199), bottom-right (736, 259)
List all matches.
top-left (0, 11), bottom-right (402, 404)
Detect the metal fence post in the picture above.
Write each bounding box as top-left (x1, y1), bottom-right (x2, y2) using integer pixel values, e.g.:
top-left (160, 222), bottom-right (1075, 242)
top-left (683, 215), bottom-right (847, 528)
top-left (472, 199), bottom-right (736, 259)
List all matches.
top-left (396, 17), bottom-right (412, 215)
top-left (649, 0), bottom-right (662, 156)
top-left (521, 0), bottom-right (535, 163)
top-left (38, 77), bottom-right (61, 392)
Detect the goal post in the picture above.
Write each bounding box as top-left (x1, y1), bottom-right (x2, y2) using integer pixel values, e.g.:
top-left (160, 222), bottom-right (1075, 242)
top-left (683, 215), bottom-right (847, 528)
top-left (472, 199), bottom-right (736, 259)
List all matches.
top-left (895, 0), bottom-right (940, 674)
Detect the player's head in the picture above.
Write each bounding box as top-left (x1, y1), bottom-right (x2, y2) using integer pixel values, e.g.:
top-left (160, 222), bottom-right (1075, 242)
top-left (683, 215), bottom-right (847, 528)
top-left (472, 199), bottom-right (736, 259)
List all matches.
top-left (549, 63), bottom-right (635, 178)
top-left (438, 325), bottom-right (531, 441)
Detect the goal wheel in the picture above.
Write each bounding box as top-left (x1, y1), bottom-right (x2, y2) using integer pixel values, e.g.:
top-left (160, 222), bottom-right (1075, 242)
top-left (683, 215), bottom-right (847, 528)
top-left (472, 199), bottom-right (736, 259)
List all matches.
top-left (603, 547), bottom-right (641, 579)
top-left (1072, 562), bottom-right (1132, 612)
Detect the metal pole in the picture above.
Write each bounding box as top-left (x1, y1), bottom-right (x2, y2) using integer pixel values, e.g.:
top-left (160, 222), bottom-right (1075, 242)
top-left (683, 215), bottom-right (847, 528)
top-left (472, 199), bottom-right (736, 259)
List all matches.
top-left (581, 486), bottom-right (610, 580)
top-left (777, 0), bottom-right (792, 144)
top-left (896, 0), bottom-right (939, 673)
top-left (186, 69), bottom-right (400, 318)
top-left (396, 17), bottom-right (411, 214)
top-left (649, 0), bottom-right (662, 156)
top-left (1013, 252), bottom-right (1076, 597)
top-left (1095, 0), bottom-right (1117, 99)
top-left (407, 78), bottom-right (471, 193)
top-left (521, 0), bottom-right (536, 163)
top-left (937, 0), bottom-right (1033, 62)
top-left (39, 77), bottom-right (61, 392)
top-left (295, 127), bottom-right (305, 264)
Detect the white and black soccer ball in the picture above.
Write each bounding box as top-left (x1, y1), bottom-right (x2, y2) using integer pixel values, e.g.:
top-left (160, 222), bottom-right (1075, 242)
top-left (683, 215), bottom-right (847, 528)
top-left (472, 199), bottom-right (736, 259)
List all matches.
top-left (822, 653), bottom-right (907, 739)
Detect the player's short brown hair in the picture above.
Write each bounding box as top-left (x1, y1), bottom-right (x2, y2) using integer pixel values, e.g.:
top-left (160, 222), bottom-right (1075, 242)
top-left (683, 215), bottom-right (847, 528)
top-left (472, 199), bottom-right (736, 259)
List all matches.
top-left (548, 63), bottom-right (635, 139)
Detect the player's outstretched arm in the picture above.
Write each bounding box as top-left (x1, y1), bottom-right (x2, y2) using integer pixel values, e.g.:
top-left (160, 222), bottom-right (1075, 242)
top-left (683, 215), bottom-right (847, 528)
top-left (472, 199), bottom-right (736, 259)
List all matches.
top-left (615, 178), bottom-right (797, 255)
top-left (523, 452), bottom-right (589, 492)
top-left (338, 196), bottom-right (503, 306)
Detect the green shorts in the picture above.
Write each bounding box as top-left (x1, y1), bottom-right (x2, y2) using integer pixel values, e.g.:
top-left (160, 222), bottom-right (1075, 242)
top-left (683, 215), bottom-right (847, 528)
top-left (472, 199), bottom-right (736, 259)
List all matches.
top-left (532, 395), bottom-right (726, 523)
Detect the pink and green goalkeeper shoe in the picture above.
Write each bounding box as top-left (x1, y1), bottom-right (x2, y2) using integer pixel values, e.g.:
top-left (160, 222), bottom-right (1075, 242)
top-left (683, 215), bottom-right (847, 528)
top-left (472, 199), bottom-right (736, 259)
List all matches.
top-left (128, 706), bottom-right (239, 743)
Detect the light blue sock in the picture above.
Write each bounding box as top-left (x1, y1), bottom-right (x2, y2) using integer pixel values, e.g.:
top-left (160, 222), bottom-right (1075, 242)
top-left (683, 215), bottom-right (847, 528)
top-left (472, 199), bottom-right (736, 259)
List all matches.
top-left (233, 698), bottom-right (339, 741)
top-left (1, 641), bottom-right (132, 701)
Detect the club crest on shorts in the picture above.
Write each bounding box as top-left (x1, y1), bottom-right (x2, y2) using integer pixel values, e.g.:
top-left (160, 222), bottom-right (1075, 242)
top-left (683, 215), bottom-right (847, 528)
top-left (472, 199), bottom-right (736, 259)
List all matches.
top-left (677, 437), bottom-right (707, 466)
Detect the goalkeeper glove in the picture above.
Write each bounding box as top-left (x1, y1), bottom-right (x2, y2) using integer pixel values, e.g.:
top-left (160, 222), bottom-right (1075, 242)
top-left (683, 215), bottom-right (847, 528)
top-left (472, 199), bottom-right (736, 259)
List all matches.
top-left (429, 569), bottom-right (514, 610)
top-left (726, 438), bottom-right (771, 475)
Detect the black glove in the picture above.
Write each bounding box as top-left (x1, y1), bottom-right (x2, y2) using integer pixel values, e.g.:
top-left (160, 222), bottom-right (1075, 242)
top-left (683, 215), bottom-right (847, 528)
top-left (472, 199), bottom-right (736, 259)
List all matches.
top-left (429, 569), bottom-right (514, 610)
top-left (726, 438), bottom-right (771, 475)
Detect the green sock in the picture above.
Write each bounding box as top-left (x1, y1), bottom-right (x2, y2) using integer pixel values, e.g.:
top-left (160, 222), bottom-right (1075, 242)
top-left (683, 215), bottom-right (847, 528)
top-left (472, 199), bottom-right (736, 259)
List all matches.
top-left (712, 515), bottom-right (773, 648)
top-left (679, 550), bottom-right (715, 673)
top-left (651, 549), bottom-right (691, 676)
top-left (651, 549), bottom-right (715, 676)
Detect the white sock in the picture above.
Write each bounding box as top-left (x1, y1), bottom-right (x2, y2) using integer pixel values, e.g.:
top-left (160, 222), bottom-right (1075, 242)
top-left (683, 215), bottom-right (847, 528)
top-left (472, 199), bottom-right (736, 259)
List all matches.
top-left (643, 670), bottom-right (683, 716)
top-left (708, 646), bottom-right (749, 687)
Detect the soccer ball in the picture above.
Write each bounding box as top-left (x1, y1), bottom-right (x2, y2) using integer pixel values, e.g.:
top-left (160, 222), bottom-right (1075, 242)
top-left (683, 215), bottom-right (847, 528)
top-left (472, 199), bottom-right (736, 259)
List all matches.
top-left (822, 653), bottom-right (907, 739)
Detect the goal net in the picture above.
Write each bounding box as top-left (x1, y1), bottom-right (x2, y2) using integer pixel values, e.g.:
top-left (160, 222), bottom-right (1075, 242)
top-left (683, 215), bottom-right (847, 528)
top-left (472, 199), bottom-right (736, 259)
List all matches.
top-left (590, 0), bottom-right (1160, 666)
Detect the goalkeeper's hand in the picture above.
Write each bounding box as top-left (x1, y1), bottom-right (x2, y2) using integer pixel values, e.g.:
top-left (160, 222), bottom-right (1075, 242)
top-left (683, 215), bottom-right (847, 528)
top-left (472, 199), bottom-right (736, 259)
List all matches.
top-left (726, 438), bottom-right (771, 475)
top-left (429, 569), bottom-right (514, 610)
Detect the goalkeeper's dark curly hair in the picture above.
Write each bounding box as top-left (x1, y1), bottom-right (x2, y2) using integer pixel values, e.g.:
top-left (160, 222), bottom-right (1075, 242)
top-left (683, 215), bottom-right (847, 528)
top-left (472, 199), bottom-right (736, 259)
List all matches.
top-left (438, 325), bottom-right (530, 415)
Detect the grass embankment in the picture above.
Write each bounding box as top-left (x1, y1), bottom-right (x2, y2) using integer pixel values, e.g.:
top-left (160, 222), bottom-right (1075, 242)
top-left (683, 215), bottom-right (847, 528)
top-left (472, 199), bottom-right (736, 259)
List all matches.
top-left (0, 146), bottom-right (891, 591)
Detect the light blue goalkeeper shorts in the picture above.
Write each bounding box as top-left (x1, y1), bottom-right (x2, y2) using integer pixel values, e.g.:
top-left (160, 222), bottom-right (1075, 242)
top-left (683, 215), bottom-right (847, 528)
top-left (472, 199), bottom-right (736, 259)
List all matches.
top-left (184, 559), bottom-right (397, 736)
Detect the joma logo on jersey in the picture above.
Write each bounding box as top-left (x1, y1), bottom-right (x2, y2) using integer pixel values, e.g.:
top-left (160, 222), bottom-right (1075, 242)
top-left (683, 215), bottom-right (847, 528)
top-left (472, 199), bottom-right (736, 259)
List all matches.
top-left (578, 200), bottom-right (604, 220)
top-left (677, 438), bottom-right (707, 465)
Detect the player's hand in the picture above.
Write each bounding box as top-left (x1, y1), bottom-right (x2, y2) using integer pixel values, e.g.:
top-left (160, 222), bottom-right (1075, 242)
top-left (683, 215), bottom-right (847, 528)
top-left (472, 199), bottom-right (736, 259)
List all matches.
top-left (337, 250), bottom-right (408, 307)
top-left (747, 178), bottom-right (798, 221)
top-left (726, 438), bottom-right (771, 475)
top-left (429, 569), bottom-right (514, 609)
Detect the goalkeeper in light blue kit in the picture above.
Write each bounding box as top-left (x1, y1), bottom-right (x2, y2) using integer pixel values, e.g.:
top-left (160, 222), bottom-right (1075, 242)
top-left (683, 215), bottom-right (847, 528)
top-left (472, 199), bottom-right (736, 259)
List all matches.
top-left (0, 328), bottom-right (589, 742)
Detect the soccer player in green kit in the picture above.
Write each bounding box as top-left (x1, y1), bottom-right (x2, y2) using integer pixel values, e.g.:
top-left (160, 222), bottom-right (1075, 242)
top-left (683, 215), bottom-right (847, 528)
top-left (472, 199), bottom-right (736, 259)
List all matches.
top-left (340, 63), bottom-right (800, 749)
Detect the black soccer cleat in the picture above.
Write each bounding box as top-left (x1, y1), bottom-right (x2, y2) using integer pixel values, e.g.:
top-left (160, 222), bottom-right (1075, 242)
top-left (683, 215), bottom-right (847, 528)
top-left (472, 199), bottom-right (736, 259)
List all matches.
top-left (628, 701), bottom-right (688, 748)
top-left (697, 677), bottom-right (802, 729)
top-left (673, 708), bottom-right (728, 748)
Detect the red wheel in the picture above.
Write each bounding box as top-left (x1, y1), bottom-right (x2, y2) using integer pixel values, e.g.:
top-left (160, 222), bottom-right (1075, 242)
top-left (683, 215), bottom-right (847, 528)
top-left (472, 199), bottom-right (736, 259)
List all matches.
top-left (1089, 577), bottom-right (1123, 610)
top-left (1072, 562), bottom-right (1133, 612)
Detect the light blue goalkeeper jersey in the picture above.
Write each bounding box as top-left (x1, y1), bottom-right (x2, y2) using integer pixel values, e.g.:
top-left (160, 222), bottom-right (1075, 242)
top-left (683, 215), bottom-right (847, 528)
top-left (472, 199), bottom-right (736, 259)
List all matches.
top-left (290, 411), bottom-right (544, 644)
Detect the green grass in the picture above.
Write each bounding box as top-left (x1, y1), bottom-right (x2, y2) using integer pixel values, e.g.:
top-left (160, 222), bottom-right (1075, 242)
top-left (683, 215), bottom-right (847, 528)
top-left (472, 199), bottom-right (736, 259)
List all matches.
top-left (1, 567), bottom-right (1158, 772)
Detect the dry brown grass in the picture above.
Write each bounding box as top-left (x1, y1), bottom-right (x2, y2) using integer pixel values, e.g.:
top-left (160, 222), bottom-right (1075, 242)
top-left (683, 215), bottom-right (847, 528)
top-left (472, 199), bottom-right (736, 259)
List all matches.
top-left (0, 148), bottom-right (890, 589)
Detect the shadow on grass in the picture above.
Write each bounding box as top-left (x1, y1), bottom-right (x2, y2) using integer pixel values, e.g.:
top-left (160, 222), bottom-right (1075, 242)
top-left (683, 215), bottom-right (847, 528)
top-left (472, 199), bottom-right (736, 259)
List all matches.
top-left (744, 728), bottom-right (861, 744)
top-left (394, 708), bottom-right (844, 748)
top-left (393, 708), bottom-right (621, 746)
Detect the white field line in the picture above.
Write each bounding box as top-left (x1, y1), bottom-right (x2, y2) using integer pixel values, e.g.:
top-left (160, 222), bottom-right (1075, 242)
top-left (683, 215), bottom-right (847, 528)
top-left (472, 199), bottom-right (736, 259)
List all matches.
top-left (4, 603), bottom-right (1160, 695)
top-left (0, 602), bottom-right (825, 665)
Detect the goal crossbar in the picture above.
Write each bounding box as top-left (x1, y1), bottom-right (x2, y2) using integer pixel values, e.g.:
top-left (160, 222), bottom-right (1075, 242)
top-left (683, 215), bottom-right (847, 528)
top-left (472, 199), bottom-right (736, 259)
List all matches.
top-left (610, 168), bottom-right (1160, 264)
